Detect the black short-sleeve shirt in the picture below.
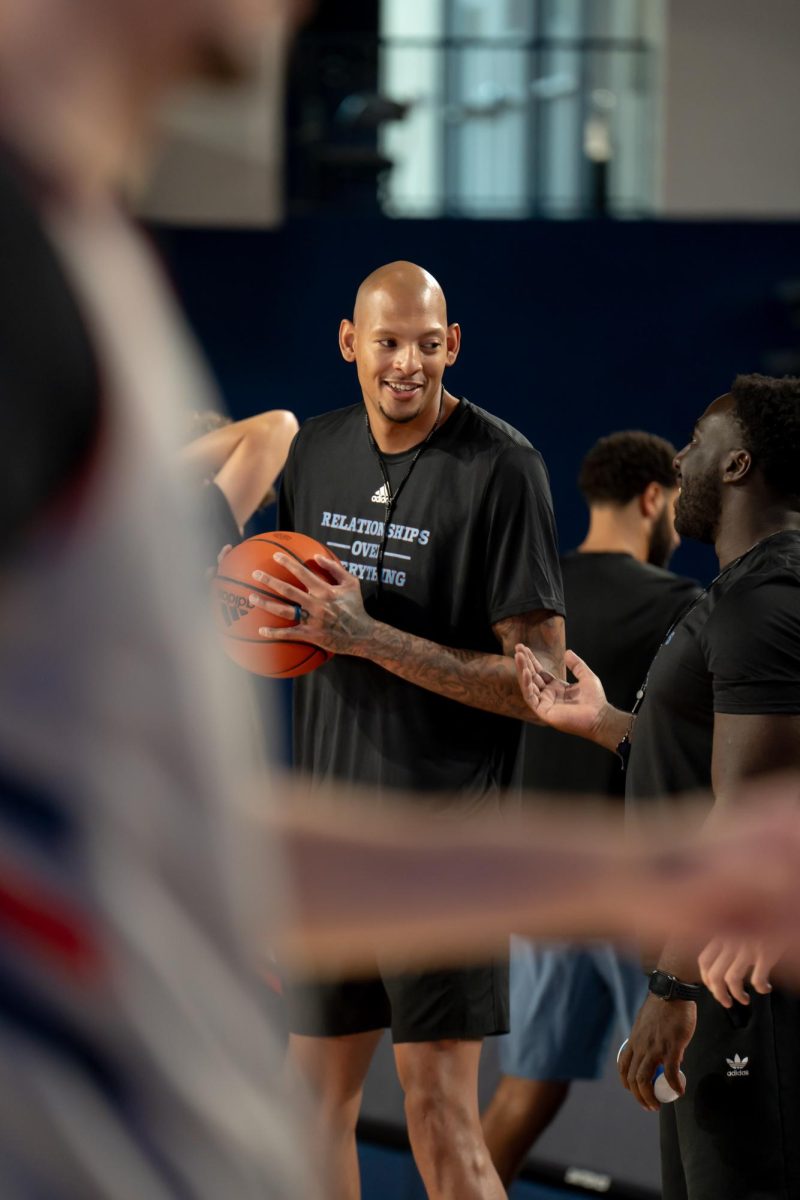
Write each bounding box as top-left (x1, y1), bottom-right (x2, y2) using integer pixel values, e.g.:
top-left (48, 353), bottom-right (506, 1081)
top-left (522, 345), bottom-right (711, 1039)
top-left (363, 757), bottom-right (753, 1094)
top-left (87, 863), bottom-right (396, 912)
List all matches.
top-left (520, 552), bottom-right (700, 799)
top-left (197, 480), bottom-right (242, 569)
top-left (627, 530), bottom-right (800, 805)
top-left (279, 398), bottom-right (564, 803)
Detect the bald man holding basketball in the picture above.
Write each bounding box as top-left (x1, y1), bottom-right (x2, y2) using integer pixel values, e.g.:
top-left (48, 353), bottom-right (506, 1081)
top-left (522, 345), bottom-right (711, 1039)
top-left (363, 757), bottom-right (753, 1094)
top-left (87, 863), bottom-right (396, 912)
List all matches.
top-left (250, 261), bottom-right (565, 1200)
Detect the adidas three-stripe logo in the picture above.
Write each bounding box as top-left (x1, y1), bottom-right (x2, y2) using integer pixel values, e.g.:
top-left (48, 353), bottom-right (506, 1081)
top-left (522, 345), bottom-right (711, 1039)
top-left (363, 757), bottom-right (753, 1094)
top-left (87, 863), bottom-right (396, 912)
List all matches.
top-left (220, 602), bottom-right (244, 627)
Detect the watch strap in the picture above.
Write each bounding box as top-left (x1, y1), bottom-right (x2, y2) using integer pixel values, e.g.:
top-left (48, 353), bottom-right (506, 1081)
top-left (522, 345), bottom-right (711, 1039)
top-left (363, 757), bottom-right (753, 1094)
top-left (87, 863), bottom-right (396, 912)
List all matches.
top-left (648, 968), bottom-right (702, 1002)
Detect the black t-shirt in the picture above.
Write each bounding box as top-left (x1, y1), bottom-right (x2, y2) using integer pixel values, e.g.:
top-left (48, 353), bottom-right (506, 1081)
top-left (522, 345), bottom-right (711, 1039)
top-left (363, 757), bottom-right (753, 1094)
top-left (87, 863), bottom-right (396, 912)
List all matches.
top-left (627, 530), bottom-right (800, 805)
top-left (279, 398), bottom-right (564, 804)
top-left (0, 149), bottom-right (100, 559)
top-left (520, 552), bottom-right (700, 798)
top-left (198, 480), bottom-right (242, 568)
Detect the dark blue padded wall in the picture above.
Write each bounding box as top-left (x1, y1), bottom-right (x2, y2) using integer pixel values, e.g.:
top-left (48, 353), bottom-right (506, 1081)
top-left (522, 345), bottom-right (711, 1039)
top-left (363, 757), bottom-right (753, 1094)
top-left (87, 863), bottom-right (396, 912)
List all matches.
top-left (154, 217), bottom-right (800, 585)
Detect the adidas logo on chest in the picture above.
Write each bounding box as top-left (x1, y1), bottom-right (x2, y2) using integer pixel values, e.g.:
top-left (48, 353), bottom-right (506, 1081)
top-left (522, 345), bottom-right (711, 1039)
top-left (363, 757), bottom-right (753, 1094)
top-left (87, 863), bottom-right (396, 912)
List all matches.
top-left (371, 482), bottom-right (391, 505)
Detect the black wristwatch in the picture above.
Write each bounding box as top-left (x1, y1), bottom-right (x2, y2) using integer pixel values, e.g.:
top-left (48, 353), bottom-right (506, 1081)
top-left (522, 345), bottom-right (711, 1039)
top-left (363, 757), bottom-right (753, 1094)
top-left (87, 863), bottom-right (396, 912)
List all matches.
top-left (648, 969), bottom-right (702, 1002)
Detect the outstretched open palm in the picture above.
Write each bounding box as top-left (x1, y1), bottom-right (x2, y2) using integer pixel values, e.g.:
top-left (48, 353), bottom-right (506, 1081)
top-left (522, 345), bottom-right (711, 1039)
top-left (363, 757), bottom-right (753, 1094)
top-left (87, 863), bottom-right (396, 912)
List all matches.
top-left (515, 644), bottom-right (608, 741)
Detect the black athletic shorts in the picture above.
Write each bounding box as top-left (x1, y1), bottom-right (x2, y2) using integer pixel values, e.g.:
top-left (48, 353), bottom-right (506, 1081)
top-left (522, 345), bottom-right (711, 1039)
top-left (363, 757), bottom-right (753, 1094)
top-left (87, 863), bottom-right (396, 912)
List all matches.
top-left (285, 956), bottom-right (510, 1044)
top-left (660, 985), bottom-right (800, 1200)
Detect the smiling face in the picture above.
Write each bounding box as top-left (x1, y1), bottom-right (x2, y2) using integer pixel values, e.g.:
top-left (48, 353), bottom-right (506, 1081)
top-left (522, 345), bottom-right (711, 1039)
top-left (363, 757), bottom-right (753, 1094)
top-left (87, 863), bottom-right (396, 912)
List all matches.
top-left (673, 394), bottom-right (747, 544)
top-left (339, 263), bottom-right (460, 438)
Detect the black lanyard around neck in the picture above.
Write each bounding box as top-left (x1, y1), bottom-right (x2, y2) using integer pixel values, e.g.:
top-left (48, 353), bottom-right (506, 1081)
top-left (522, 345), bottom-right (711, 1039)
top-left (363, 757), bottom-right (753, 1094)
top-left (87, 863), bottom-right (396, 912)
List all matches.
top-left (364, 386), bottom-right (444, 598)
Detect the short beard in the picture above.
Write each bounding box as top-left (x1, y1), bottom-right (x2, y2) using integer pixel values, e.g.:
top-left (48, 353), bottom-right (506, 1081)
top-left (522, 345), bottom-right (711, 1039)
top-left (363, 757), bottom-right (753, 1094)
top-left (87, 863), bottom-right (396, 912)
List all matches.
top-left (674, 472), bottom-right (722, 544)
top-left (647, 506), bottom-right (676, 569)
top-left (377, 400), bottom-right (426, 426)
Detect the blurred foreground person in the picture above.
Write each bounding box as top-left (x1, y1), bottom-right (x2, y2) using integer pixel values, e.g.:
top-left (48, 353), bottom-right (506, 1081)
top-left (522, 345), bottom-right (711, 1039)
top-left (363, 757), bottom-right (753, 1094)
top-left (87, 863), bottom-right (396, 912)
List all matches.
top-left (483, 431), bottom-right (699, 1187)
top-left (516, 376), bottom-right (800, 1200)
top-left (0, 1), bottom-right (317, 1198)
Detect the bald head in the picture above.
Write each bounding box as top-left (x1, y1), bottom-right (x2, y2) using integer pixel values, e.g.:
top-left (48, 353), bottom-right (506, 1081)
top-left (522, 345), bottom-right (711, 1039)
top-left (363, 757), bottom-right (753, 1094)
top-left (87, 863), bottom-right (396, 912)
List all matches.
top-left (353, 261), bottom-right (447, 327)
top-left (340, 261), bottom-right (461, 444)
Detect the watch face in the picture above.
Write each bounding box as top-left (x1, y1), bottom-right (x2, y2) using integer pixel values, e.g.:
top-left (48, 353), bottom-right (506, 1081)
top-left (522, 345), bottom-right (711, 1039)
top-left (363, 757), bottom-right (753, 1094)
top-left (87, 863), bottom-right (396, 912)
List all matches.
top-left (650, 971), bottom-right (673, 998)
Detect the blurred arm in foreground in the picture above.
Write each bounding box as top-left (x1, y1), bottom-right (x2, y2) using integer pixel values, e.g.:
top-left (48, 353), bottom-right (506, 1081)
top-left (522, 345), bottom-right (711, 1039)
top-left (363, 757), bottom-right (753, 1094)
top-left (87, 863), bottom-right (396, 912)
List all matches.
top-left (268, 773), bottom-right (800, 978)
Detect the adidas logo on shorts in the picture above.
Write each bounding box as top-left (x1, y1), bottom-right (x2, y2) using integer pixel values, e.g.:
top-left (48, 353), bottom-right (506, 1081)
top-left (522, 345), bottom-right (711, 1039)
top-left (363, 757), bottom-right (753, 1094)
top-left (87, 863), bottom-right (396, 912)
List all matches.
top-left (726, 1053), bottom-right (750, 1077)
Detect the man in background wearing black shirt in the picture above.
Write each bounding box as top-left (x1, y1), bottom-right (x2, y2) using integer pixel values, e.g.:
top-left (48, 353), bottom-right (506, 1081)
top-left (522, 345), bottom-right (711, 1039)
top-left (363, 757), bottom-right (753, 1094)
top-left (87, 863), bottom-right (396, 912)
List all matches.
top-left (483, 431), bottom-right (700, 1187)
top-left (515, 375), bottom-right (800, 1200)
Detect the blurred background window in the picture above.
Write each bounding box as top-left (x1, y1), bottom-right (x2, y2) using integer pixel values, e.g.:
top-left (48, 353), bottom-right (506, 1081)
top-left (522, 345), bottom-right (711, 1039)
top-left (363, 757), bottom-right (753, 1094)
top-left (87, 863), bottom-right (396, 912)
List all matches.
top-left (286, 0), bottom-right (664, 220)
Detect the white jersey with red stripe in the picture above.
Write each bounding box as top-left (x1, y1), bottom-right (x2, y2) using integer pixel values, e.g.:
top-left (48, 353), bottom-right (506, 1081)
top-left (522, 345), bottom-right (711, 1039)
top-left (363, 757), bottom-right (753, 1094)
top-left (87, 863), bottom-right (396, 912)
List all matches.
top-left (0, 198), bottom-right (314, 1200)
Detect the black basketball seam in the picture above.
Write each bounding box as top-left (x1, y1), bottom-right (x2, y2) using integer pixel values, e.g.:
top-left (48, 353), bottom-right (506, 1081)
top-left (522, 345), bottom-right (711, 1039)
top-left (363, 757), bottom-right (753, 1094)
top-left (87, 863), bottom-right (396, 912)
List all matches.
top-left (214, 575), bottom-right (287, 604)
top-left (226, 640), bottom-right (327, 678)
top-left (221, 634), bottom-right (318, 645)
top-left (235, 537), bottom-right (340, 588)
top-left (251, 536), bottom-right (310, 573)
top-left (270, 646), bottom-right (326, 677)
top-left (251, 535), bottom-right (339, 580)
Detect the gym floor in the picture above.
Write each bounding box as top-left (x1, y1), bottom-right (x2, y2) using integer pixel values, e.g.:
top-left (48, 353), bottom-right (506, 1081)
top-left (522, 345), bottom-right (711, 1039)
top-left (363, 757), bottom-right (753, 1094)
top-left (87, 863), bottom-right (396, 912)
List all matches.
top-left (358, 1139), bottom-right (596, 1200)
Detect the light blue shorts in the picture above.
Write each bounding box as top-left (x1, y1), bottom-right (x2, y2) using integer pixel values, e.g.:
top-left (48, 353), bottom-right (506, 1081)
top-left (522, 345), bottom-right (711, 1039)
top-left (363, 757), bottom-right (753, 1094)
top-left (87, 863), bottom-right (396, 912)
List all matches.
top-left (498, 937), bottom-right (647, 1081)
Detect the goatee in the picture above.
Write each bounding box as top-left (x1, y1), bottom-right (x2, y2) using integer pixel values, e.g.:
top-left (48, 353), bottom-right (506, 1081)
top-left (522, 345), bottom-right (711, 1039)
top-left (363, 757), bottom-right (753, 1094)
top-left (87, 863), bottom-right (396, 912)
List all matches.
top-left (377, 402), bottom-right (426, 426)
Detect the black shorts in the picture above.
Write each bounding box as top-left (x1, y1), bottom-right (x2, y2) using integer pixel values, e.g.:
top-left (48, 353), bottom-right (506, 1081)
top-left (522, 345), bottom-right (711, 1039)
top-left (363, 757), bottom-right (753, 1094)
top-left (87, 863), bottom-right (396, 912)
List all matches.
top-left (660, 985), bottom-right (800, 1200)
top-left (285, 956), bottom-right (509, 1044)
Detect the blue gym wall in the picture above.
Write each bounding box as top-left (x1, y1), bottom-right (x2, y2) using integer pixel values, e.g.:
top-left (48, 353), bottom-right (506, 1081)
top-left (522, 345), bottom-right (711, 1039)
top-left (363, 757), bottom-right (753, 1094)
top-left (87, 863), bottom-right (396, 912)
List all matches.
top-left (156, 216), bottom-right (800, 586)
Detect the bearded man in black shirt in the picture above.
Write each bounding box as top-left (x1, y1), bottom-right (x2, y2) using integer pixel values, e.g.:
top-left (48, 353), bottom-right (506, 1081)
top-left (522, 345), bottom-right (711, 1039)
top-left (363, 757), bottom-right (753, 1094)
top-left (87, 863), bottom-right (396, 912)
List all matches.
top-left (250, 260), bottom-right (566, 1200)
top-left (515, 375), bottom-right (800, 1200)
top-left (483, 431), bottom-right (700, 1188)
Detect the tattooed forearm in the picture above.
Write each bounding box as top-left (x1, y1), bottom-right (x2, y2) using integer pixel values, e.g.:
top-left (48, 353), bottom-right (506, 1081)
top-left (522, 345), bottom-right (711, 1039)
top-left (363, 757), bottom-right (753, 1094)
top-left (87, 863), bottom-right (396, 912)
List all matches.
top-left (494, 612), bottom-right (565, 679)
top-left (351, 611), bottom-right (565, 722)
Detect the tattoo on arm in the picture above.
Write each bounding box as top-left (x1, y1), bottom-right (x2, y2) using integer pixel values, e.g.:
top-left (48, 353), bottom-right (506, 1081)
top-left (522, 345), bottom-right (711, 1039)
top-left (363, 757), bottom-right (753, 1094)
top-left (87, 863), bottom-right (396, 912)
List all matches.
top-left (494, 612), bottom-right (565, 678)
top-left (356, 611), bottom-right (565, 723)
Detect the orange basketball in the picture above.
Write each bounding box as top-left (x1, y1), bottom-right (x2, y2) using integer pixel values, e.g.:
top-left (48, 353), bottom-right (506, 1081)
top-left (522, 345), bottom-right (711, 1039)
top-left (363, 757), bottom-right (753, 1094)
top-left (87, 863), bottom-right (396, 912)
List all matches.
top-left (211, 531), bottom-right (339, 678)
